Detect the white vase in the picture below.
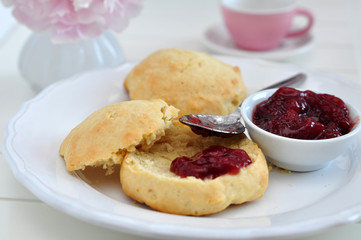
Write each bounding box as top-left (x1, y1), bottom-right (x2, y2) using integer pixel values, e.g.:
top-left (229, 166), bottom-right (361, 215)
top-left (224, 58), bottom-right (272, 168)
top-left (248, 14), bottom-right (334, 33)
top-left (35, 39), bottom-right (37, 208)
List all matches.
top-left (19, 31), bottom-right (125, 92)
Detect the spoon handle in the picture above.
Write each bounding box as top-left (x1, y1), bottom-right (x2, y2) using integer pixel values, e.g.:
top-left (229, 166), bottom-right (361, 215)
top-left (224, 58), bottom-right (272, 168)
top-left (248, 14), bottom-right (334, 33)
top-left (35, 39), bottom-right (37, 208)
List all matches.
top-left (261, 73), bottom-right (306, 90)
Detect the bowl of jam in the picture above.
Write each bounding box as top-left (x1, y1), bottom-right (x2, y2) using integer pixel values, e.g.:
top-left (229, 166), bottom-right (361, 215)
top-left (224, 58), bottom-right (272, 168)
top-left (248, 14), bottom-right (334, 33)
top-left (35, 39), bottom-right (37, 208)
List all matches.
top-left (240, 87), bottom-right (361, 172)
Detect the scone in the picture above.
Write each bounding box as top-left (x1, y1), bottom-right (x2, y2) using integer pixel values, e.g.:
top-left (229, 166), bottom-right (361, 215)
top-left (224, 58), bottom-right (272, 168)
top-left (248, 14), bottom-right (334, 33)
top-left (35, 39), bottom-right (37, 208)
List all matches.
top-left (120, 122), bottom-right (268, 216)
top-left (124, 48), bottom-right (247, 116)
top-left (59, 99), bottom-right (179, 172)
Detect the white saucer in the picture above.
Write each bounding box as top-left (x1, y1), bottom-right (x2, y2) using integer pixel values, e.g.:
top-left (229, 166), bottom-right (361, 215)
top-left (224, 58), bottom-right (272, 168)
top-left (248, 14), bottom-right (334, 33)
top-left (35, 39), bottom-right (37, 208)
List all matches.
top-left (202, 23), bottom-right (315, 60)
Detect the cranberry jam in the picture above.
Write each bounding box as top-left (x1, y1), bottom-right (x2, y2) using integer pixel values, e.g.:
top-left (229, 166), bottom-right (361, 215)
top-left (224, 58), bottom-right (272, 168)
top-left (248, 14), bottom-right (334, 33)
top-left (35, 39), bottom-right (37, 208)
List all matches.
top-left (253, 87), bottom-right (353, 140)
top-left (170, 145), bottom-right (252, 179)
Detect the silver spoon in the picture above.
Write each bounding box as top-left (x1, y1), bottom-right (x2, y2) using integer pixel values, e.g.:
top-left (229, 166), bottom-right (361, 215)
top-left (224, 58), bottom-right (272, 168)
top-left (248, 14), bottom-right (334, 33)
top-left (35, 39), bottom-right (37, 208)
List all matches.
top-left (179, 73), bottom-right (306, 137)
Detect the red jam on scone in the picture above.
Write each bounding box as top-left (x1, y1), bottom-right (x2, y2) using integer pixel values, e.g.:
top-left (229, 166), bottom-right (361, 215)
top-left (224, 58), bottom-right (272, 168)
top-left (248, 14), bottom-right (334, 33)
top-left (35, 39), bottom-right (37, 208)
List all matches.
top-left (171, 145), bottom-right (252, 179)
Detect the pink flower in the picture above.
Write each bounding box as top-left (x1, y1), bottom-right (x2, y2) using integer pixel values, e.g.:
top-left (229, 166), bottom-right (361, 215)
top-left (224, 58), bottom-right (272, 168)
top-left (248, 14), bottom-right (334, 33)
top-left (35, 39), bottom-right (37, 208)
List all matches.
top-left (3, 0), bottom-right (142, 43)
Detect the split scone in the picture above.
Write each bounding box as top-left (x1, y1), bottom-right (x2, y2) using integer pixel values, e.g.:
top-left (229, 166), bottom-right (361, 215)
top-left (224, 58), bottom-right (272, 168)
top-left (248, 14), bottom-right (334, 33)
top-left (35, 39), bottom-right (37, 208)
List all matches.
top-left (59, 99), bottom-right (268, 216)
top-left (120, 122), bottom-right (269, 216)
top-left (59, 99), bottom-right (179, 172)
top-left (124, 48), bottom-right (248, 116)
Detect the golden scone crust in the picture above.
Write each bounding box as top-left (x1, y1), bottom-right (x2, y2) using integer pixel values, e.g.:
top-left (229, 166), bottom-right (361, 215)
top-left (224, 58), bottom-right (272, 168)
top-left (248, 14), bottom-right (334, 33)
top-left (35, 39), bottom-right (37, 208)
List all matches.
top-left (59, 99), bottom-right (179, 171)
top-left (120, 122), bottom-right (268, 216)
top-left (124, 48), bottom-right (247, 116)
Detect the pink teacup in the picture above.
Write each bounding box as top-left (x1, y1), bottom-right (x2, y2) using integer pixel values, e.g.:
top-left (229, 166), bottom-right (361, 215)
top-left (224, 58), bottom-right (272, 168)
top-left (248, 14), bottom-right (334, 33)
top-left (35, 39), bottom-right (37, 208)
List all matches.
top-left (221, 0), bottom-right (314, 51)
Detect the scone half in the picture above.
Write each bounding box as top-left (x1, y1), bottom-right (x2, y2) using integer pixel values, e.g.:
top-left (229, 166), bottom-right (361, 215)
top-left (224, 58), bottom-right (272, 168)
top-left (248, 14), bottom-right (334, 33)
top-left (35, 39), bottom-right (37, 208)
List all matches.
top-left (59, 99), bottom-right (179, 172)
top-left (120, 122), bottom-right (268, 216)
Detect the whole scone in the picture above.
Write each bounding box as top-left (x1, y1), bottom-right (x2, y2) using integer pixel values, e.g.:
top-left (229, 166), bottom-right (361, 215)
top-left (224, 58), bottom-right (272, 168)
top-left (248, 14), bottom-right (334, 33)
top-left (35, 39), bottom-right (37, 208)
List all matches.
top-left (124, 48), bottom-right (247, 115)
top-left (120, 122), bottom-right (268, 216)
top-left (59, 99), bottom-right (179, 172)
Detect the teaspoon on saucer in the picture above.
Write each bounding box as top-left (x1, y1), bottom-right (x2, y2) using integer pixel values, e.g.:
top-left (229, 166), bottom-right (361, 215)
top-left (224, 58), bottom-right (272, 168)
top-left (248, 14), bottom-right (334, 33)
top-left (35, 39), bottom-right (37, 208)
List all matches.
top-left (179, 73), bottom-right (306, 137)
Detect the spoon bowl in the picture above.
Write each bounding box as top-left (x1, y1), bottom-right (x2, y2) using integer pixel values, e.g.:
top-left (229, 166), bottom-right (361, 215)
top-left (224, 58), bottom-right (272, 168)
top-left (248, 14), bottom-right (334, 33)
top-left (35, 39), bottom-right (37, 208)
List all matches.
top-left (178, 108), bottom-right (244, 137)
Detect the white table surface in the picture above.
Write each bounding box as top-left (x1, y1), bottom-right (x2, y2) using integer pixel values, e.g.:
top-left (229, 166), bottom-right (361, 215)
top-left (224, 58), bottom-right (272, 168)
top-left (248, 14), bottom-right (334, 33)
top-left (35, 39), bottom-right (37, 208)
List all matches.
top-left (1, 0), bottom-right (361, 239)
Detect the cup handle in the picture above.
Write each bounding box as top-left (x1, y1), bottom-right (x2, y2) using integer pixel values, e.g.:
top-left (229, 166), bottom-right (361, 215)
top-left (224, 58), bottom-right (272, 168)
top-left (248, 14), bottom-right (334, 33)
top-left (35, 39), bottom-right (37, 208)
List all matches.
top-left (286, 8), bottom-right (314, 38)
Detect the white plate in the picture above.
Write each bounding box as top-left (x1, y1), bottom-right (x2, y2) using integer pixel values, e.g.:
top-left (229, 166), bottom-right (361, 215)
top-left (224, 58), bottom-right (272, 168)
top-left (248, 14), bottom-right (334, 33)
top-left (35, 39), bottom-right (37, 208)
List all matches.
top-left (202, 24), bottom-right (315, 60)
top-left (4, 57), bottom-right (361, 240)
